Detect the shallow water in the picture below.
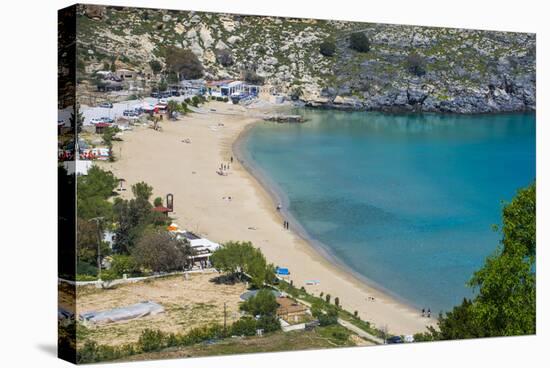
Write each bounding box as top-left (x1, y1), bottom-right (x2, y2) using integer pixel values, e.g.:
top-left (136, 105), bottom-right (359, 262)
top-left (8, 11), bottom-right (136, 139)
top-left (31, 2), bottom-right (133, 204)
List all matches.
top-left (243, 110), bottom-right (535, 313)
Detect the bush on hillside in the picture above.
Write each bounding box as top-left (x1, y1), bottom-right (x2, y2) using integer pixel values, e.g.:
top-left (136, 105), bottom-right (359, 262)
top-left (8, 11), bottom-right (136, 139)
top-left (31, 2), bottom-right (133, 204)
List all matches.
top-left (319, 39), bottom-right (336, 57)
top-left (349, 32), bottom-right (370, 52)
top-left (406, 52), bottom-right (427, 76)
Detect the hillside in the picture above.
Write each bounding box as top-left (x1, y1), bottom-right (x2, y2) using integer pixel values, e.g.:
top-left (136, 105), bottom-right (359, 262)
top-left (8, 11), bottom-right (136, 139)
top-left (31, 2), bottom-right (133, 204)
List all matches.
top-left (75, 5), bottom-right (536, 113)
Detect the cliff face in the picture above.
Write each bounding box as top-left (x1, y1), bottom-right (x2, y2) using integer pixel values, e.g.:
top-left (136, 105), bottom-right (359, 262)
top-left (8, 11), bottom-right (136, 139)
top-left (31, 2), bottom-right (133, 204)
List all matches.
top-left (76, 5), bottom-right (535, 113)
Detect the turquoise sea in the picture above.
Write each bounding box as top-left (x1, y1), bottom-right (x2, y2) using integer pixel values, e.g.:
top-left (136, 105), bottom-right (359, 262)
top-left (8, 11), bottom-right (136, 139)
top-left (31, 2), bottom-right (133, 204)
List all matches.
top-left (241, 110), bottom-right (535, 313)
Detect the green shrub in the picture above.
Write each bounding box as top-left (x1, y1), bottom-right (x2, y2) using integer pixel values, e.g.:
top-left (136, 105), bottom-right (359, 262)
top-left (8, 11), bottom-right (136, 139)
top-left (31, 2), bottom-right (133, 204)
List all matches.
top-left (320, 325), bottom-right (350, 342)
top-left (256, 315), bottom-right (281, 333)
top-left (138, 329), bottom-right (166, 352)
top-left (230, 317), bottom-right (257, 336)
top-left (77, 261), bottom-right (98, 277)
top-left (349, 32), bottom-right (370, 52)
top-left (77, 340), bottom-right (124, 364)
top-left (240, 289), bottom-right (279, 316)
top-left (191, 95), bottom-right (200, 106)
top-left (406, 52), bottom-right (426, 76)
top-left (166, 333), bottom-right (180, 347)
top-left (319, 39), bottom-right (336, 57)
top-left (181, 324), bottom-right (224, 345)
top-left (110, 255), bottom-right (138, 277)
top-left (312, 302), bottom-right (339, 326)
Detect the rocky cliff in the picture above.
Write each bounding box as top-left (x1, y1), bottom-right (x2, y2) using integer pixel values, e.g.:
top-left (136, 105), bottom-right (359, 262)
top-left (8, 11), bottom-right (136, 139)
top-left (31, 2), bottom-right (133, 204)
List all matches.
top-left (76, 5), bottom-right (536, 113)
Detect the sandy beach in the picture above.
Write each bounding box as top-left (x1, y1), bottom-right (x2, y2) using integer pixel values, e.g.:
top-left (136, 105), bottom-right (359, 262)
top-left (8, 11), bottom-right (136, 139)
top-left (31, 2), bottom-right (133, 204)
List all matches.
top-left (101, 101), bottom-right (436, 335)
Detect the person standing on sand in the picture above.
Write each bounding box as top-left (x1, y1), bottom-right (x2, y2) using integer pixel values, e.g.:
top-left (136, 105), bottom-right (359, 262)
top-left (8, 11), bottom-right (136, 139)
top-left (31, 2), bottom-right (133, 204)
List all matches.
top-left (231, 156), bottom-right (233, 163)
top-left (427, 308), bottom-right (431, 318)
top-left (421, 308), bottom-right (425, 317)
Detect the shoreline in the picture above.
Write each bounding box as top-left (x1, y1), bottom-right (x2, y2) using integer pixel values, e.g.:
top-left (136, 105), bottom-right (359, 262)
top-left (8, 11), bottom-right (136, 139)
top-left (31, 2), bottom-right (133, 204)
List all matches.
top-left (104, 101), bottom-right (436, 335)
top-left (232, 122), bottom-right (426, 312)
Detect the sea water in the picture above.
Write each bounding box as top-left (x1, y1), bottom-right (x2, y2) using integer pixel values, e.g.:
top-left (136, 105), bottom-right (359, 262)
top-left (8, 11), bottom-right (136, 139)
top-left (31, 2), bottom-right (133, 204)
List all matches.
top-left (243, 110), bottom-right (535, 313)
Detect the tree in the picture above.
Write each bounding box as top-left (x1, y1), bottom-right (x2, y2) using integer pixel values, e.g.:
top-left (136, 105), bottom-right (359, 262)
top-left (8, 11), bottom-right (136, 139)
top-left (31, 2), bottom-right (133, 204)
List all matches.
top-left (77, 166), bottom-right (118, 220)
top-left (215, 48), bottom-right (234, 67)
top-left (153, 197), bottom-right (163, 207)
top-left (349, 32), bottom-right (370, 53)
top-left (165, 48), bottom-right (203, 80)
top-left (132, 182), bottom-right (153, 202)
top-left (406, 52), bottom-right (426, 76)
top-left (319, 39), bottom-right (336, 57)
top-left (429, 182), bottom-right (536, 339)
top-left (149, 60), bottom-right (162, 75)
top-left (157, 79), bottom-right (168, 92)
top-left (500, 183), bottom-right (535, 257)
top-left (131, 231), bottom-right (192, 272)
top-left (77, 218), bottom-right (104, 268)
top-left (111, 181), bottom-right (167, 254)
top-left (240, 289), bottom-right (279, 316)
top-left (112, 196), bottom-right (153, 254)
top-left (210, 241), bottom-right (275, 287)
top-left (167, 71), bottom-right (179, 84)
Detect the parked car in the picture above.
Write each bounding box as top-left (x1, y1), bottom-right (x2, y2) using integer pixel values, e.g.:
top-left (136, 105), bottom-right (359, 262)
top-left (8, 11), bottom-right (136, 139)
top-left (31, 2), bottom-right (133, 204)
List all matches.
top-left (386, 336), bottom-right (404, 344)
top-left (99, 102), bottom-right (113, 108)
top-left (90, 118), bottom-right (104, 125)
top-left (151, 92), bottom-right (160, 98)
top-left (158, 98), bottom-right (168, 105)
top-left (170, 90), bottom-right (181, 96)
top-left (101, 117), bottom-right (114, 123)
top-left (161, 91), bottom-right (172, 98)
top-left (123, 109), bottom-right (140, 117)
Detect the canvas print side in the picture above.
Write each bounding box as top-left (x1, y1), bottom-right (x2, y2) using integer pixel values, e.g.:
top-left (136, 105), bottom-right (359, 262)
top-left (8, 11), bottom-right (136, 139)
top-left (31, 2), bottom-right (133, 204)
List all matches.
top-left (58, 4), bottom-right (78, 364)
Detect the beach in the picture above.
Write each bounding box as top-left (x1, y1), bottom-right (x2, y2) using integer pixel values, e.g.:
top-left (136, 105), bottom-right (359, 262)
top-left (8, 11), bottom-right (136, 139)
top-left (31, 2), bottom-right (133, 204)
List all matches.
top-left (102, 101), bottom-right (436, 335)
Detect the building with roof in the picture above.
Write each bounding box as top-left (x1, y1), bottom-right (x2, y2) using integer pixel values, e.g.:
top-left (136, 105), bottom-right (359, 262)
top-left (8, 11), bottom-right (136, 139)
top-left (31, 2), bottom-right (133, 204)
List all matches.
top-left (276, 297), bottom-right (309, 322)
top-left (152, 205), bottom-right (172, 216)
top-left (206, 80), bottom-right (260, 98)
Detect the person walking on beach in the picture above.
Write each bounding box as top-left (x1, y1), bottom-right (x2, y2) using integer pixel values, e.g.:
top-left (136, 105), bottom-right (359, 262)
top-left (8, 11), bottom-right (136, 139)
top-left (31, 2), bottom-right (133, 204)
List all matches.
top-left (231, 156), bottom-right (233, 163)
top-left (421, 308), bottom-right (425, 317)
top-left (427, 308), bottom-right (431, 318)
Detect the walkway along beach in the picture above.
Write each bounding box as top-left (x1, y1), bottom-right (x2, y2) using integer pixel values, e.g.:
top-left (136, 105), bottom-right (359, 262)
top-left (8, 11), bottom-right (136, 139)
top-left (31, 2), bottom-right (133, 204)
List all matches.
top-left (101, 101), bottom-right (435, 335)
